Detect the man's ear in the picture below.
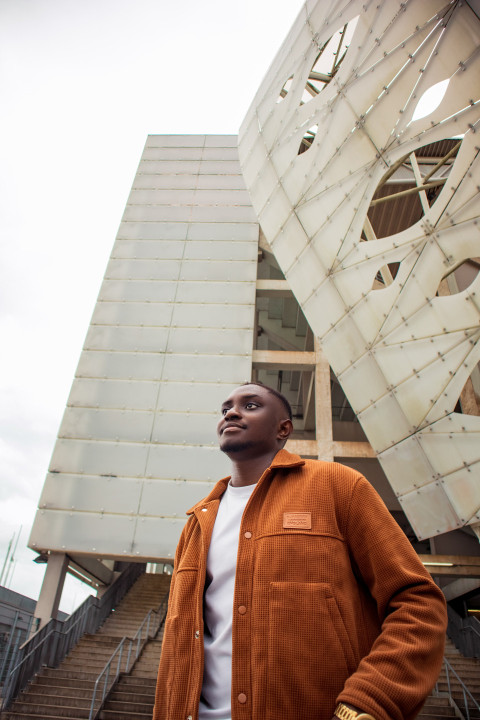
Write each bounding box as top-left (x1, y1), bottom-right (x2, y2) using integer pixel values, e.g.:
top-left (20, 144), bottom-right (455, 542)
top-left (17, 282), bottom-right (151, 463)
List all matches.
top-left (277, 418), bottom-right (293, 442)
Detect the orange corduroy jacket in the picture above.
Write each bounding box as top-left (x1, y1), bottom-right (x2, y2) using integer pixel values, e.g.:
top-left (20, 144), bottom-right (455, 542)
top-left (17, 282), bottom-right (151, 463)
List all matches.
top-left (153, 449), bottom-right (447, 720)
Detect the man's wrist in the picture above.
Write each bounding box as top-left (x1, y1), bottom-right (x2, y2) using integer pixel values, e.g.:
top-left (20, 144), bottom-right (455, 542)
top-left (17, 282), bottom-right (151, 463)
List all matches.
top-left (334, 702), bottom-right (376, 720)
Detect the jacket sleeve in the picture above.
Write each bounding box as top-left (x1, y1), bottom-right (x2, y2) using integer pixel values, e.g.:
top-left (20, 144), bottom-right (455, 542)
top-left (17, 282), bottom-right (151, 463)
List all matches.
top-left (337, 475), bottom-right (447, 720)
top-left (153, 516), bottom-right (193, 720)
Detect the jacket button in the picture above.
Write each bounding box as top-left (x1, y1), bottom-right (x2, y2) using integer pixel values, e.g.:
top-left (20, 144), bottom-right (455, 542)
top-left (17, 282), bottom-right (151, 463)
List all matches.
top-left (238, 693), bottom-right (247, 704)
top-left (238, 605), bottom-right (247, 615)
top-left (244, 531), bottom-right (252, 539)
top-left (195, 630), bottom-right (200, 638)
top-left (187, 716), bottom-right (193, 720)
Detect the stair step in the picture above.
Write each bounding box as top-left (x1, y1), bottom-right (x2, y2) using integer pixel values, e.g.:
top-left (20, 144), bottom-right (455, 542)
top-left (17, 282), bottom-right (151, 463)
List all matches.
top-left (21, 685), bottom-right (94, 699)
top-left (108, 689), bottom-right (155, 703)
top-left (41, 668), bottom-right (101, 681)
top-left (3, 715), bottom-right (88, 720)
top-left (103, 699), bottom-right (154, 713)
top-left (6, 701), bottom-right (90, 718)
top-left (99, 712), bottom-right (152, 720)
top-left (33, 676), bottom-right (96, 690)
top-left (15, 693), bottom-right (93, 709)
top-left (117, 676), bottom-right (157, 688)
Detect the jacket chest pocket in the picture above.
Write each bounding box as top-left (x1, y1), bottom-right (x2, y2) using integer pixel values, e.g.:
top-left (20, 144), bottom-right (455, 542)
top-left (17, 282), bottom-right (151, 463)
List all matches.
top-left (266, 581), bottom-right (357, 720)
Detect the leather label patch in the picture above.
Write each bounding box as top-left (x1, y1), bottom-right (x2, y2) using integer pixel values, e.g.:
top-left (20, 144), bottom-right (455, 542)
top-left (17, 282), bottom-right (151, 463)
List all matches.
top-left (283, 512), bottom-right (312, 530)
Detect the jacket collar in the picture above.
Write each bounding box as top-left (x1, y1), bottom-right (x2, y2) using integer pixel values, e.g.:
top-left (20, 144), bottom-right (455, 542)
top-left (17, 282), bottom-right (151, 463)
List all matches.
top-left (186, 448), bottom-right (304, 515)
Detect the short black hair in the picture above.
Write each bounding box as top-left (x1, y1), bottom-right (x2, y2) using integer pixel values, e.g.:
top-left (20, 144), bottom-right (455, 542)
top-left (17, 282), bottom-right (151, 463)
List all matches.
top-left (242, 381), bottom-right (293, 421)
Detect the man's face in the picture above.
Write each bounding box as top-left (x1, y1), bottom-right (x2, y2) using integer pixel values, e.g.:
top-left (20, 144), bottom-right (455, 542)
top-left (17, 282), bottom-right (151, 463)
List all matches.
top-left (217, 384), bottom-right (291, 459)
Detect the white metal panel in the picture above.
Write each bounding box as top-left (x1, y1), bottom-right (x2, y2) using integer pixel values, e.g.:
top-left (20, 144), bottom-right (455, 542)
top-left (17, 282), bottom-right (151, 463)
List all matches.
top-left (38, 473), bottom-right (143, 514)
top-left (187, 222), bottom-right (259, 241)
top-left (68, 378), bottom-right (158, 411)
top-left (91, 302), bottom-right (174, 327)
top-left (111, 240), bottom-right (185, 259)
top-left (142, 147), bottom-right (240, 162)
top-left (76, 351), bottom-right (165, 381)
top-left (116, 222), bottom-right (189, 240)
top-left (204, 135), bottom-right (238, 147)
top-left (145, 134), bottom-right (206, 148)
top-left (84, 326), bottom-right (169, 352)
top-left (175, 281), bottom-right (255, 304)
top-left (30, 510), bottom-right (142, 556)
top-left (138, 479), bottom-right (213, 517)
top-left (139, 159), bottom-right (201, 174)
top-left (196, 174), bottom-right (248, 190)
top-left (142, 147), bottom-right (204, 161)
top-left (127, 188), bottom-right (251, 206)
top-left (133, 174), bottom-right (198, 190)
top-left (238, 0), bottom-right (480, 539)
top-left (171, 304), bottom-right (254, 329)
top-left (161, 353), bottom-right (251, 383)
top-left (166, 328), bottom-right (252, 355)
top-left (151, 412), bottom-right (218, 446)
top-left (156, 382), bottom-right (235, 414)
top-left (105, 258), bottom-right (182, 281)
top-left (130, 517), bottom-right (189, 560)
top-left (50, 438), bottom-right (149, 477)
top-left (128, 188), bottom-right (197, 205)
top-left (145, 445), bottom-right (230, 482)
top-left (178, 260), bottom-right (257, 282)
top-left (29, 136), bottom-right (258, 561)
top-left (99, 280), bottom-right (177, 303)
top-left (58, 407), bottom-right (154, 443)
top-left (183, 241), bottom-right (258, 261)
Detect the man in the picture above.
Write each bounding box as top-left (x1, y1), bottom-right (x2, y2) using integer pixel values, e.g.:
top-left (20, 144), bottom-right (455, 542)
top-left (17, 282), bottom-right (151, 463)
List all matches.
top-left (153, 382), bottom-right (447, 720)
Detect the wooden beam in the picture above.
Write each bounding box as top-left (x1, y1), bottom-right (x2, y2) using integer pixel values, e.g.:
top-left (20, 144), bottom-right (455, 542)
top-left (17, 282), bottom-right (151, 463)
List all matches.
top-left (286, 439), bottom-right (318, 456)
top-left (419, 554), bottom-right (480, 578)
top-left (286, 439), bottom-right (375, 458)
top-left (332, 441), bottom-right (376, 458)
top-left (256, 279), bottom-right (292, 297)
top-left (252, 349), bottom-right (316, 371)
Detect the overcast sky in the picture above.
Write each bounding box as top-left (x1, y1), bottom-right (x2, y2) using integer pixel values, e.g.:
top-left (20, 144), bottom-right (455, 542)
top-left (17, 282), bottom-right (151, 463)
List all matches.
top-left (0, 0), bottom-right (305, 613)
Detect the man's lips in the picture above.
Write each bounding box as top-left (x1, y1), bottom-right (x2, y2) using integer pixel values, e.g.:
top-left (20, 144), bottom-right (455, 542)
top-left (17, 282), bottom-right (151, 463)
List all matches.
top-left (221, 423), bottom-right (246, 434)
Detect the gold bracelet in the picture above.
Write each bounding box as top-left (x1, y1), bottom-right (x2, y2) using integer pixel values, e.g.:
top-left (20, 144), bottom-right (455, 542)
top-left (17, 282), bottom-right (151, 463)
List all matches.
top-left (335, 703), bottom-right (376, 720)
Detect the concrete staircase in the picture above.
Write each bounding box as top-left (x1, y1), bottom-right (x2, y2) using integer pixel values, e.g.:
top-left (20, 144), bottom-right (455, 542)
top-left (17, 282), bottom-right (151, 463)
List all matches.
top-left (98, 628), bottom-right (165, 720)
top-left (416, 639), bottom-right (480, 720)
top-left (94, 635), bottom-right (480, 720)
top-left (4, 591), bottom-right (480, 720)
top-left (1, 572), bottom-right (171, 720)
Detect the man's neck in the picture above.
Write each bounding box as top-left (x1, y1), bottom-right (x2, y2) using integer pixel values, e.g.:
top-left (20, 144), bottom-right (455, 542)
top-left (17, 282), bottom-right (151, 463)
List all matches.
top-left (228, 450), bottom-right (279, 487)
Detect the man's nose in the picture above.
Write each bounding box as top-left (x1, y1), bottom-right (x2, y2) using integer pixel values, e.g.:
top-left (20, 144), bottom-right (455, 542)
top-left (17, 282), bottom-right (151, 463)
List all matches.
top-left (224, 405), bottom-right (241, 418)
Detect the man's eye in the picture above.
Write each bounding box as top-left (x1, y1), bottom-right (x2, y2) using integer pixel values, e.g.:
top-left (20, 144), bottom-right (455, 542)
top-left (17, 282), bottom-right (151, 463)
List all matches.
top-left (221, 408), bottom-right (228, 416)
top-left (245, 402), bottom-right (257, 409)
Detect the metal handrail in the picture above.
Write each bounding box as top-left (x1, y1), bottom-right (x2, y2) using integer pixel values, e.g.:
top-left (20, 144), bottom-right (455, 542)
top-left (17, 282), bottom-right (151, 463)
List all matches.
top-left (1, 562), bottom-right (145, 709)
top-left (435, 656), bottom-right (480, 720)
top-left (88, 593), bottom-right (168, 720)
top-left (447, 605), bottom-right (480, 658)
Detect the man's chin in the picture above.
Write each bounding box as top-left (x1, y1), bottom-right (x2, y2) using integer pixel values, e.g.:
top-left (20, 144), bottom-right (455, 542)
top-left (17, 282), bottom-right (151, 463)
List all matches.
top-left (219, 440), bottom-right (254, 455)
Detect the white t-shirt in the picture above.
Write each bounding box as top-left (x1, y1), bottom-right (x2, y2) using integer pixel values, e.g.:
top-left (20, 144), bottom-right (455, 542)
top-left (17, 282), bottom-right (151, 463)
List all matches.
top-left (198, 481), bottom-right (256, 720)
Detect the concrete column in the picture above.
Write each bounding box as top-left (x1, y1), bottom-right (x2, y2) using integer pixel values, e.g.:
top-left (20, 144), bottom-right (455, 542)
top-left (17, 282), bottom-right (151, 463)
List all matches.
top-left (32, 552), bottom-right (68, 634)
top-left (315, 338), bottom-right (334, 462)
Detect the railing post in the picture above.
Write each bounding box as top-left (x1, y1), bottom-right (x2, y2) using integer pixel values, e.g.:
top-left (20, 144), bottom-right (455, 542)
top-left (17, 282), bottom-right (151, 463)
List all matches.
top-left (125, 639), bottom-right (133, 673)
